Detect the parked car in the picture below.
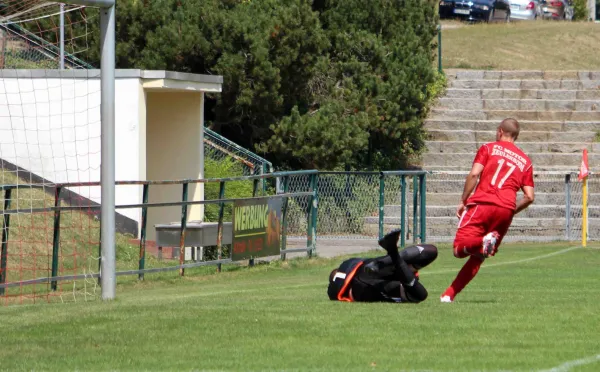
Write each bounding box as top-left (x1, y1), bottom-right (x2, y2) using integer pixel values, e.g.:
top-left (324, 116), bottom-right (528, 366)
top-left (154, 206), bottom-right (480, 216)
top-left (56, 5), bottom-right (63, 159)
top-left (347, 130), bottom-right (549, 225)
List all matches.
top-left (508, 0), bottom-right (542, 20)
top-left (439, 0), bottom-right (512, 22)
top-left (540, 0), bottom-right (574, 19)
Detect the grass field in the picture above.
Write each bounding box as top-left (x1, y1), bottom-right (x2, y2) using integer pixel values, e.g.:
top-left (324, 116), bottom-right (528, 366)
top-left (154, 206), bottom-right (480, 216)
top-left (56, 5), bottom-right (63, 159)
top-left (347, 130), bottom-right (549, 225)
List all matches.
top-left (440, 20), bottom-right (600, 70)
top-left (1, 242), bottom-right (600, 371)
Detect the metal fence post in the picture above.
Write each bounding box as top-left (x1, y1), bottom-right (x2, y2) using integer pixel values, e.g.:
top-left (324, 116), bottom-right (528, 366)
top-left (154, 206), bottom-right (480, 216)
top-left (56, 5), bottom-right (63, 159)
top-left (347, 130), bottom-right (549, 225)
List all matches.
top-left (250, 177), bottom-right (260, 267)
top-left (412, 176), bottom-right (418, 243)
top-left (437, 24), bottom-right (442, 73)
top-left (216, 181), bottom-right (226, 272)
top-left (51, 186), bottom-right (62, 291)
top-left (253, 170), bottom-right (261, 197)
top-left (280, 176), bottom-right (290, 261)
top-left (262, 163), bottom-right (268, 193)
top-left (307, 173), bottom-right (318, 258)
top-left (179, 183), bottom-right (189, 276)
top-left (378, 173), bottom-right (385, 240)
top-left (565, 174), bottom-right (571, 241)
top-left (400, 176), bottom-right (406, 248)
top-left (138, 183), bottom-right (149, 280)
top-left (0, 188), bottom-right (12, 296)
top-left (419, 173), bottom-right (427, 243)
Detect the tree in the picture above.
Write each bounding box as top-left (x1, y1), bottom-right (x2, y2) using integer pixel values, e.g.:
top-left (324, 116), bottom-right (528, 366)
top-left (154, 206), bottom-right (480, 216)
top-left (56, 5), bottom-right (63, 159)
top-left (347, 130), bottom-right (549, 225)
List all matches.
top-left (262, 0), bottom-right (439, 169)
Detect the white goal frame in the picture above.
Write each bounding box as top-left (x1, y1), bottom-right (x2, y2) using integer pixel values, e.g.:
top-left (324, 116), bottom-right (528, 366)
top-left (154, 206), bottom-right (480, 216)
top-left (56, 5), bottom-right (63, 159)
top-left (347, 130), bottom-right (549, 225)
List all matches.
top-left (62, 0), bottom-right (116, 300)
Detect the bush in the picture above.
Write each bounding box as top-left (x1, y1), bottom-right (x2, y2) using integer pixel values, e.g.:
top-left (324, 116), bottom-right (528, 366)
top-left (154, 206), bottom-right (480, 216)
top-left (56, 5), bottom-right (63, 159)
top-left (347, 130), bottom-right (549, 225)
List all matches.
top-left (203, 157), bottom-right (254, 222)
top-left (573, 0), bottom-right (589, 20)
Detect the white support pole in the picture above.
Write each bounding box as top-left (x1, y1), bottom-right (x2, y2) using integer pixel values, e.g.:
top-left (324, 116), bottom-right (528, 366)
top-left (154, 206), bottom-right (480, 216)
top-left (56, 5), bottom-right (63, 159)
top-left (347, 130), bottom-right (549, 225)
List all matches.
top-left (59, 3), bottom-right (65, 69)
top-left (100, 2), bottom-right (116, 300)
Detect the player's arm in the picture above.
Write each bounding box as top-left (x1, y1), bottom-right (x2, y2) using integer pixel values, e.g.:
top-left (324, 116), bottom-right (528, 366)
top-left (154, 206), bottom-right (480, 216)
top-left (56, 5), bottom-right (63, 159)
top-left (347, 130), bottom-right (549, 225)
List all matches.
top-left (457, 163), bottom-right (484, 217)
top-left (515, 165), bottom-right (535, 215)
top-left (515, 186), bottom-right (535, 215)
top-left (461, 163), bottom-right (484, 204)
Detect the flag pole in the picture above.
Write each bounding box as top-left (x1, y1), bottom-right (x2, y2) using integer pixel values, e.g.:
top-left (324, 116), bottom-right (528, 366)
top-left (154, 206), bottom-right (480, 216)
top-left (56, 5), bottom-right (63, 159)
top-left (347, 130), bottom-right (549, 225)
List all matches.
top-left (578, 148), bottom-right (589, 248)
top-left (582, 176), bottom-right (587, 247)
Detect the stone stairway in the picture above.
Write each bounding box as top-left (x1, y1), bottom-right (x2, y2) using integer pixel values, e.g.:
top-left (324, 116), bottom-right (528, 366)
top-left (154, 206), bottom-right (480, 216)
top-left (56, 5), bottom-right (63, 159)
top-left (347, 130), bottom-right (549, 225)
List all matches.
top-left (385, 70), bottom-right (600, 242)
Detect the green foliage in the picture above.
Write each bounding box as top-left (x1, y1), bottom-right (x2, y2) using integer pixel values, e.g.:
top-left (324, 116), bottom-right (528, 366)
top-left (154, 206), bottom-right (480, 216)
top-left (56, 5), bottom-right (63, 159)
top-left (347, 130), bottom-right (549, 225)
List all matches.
top-left (262, 0), bottom-right (440, 170)
top-left (203, 157), bottom-right (254, 223)
top-left (3, 53), bottom-right (57, 69)
top-left (573, 0), bottom-right (589, 20)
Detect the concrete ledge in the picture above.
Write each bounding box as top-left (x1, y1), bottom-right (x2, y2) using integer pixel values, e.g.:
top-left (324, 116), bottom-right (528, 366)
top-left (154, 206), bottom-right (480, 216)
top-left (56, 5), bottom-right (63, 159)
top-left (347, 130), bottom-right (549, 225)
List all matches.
top-left (0, 69), bottom-right (224, 84)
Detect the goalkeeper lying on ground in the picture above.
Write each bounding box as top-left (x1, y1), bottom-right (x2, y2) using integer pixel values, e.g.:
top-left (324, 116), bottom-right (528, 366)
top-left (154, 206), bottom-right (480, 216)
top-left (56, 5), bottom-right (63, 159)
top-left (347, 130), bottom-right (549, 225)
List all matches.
top-left (327, 229), bottom-right (438, 303)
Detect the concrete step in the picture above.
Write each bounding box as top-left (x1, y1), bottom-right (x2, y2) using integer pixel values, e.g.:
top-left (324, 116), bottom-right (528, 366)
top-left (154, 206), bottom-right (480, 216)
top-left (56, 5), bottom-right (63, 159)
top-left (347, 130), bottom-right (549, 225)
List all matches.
top-left (425, 178), bottom-right (580, 193)
top-left (430, 109), bottom-right (600, 121)
top-left (436, 98), bottom-right (600, 111)
top-left (380, 205), bottom-right (600, 219)
top-left (450, 80), bottom-right (600, 90)
top-left (426, 141), bottom-right (600, 154)
top-left (444, 89), bottom-right (600, 100)
top-left (426, 129), bottom-right (597, 143)
top-left (445, 70), bottom-right (600, 81)
top-left (371, 216), bottom-right (599, 233)
top-left (375, 217), bottom-right (600, 238)
top-left (423, 152), bottom-right (600, 168)
top-left (415, 192), bottom-right (597, 206)
top-left (424, 119), bottom-right (600, 132)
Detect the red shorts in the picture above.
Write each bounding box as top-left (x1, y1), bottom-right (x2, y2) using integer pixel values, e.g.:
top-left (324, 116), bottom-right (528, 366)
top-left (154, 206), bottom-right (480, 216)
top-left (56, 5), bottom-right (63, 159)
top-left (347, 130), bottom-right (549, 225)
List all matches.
top-left (454, 203), bottom-right (514, 253)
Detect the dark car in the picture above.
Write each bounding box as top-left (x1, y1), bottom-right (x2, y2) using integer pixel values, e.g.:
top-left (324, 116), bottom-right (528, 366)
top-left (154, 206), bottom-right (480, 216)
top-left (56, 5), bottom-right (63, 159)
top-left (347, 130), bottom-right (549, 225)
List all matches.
top-left (439, 0), bottom-right (512, 22)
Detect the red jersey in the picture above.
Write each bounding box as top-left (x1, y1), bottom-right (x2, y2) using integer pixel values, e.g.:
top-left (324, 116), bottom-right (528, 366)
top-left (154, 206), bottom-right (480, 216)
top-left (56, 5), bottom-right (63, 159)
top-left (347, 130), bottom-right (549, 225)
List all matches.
top-left (467, 141), bottom-right (534, 211)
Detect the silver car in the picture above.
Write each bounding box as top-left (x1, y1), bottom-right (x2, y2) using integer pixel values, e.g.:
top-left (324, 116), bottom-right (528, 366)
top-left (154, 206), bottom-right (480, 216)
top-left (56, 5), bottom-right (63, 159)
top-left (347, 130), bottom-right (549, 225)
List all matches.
top-left (509, 0), bottom-right (542, 19)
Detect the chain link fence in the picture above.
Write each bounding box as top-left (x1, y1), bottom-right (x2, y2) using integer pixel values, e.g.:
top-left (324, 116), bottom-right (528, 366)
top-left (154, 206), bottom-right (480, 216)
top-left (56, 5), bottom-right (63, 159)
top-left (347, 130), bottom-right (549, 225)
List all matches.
top-left (1, 22), bottom-right (93, 69)
top-left (280, 172), bottom-right (426, 243)
top-left (565, 172), bottom-right (599, 242)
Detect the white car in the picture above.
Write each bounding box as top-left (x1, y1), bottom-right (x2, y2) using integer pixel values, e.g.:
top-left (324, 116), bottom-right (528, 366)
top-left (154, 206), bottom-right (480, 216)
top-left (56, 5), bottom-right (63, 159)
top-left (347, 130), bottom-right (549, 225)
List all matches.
top-left (508, 0), bottom-right (542, 19)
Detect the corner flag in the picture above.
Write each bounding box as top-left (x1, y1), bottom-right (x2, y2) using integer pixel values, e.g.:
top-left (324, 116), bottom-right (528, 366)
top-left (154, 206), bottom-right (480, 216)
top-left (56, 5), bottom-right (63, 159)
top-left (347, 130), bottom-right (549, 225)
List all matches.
top-left (578, 148), bottom-right (589, 181)
top-left (578, 148), bottom-right (589, 247)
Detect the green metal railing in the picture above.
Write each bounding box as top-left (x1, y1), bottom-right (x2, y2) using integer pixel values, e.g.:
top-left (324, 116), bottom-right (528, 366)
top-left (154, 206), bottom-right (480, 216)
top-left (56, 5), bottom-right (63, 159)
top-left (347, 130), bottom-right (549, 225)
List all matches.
top-left (204, 127), bottom-right (273, 175)
top-left (0, 170), bottom-right (426, 294)
top-left (437, 24), bottom-right (442, 73)
top-left (0, 171), bottom-right (318, 292)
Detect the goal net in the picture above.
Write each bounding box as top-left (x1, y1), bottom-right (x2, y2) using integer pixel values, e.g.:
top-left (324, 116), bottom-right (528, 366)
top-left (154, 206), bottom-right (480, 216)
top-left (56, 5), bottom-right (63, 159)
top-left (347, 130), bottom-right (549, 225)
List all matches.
top-left (0, 1), bottom-right (103, 304)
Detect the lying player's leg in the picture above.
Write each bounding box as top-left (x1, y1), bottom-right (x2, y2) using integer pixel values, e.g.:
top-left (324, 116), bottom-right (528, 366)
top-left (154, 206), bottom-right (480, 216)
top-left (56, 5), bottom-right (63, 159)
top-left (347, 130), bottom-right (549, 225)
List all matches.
top-left (400, 244), bottom-right (438, 270)
top-left (363, 244), bottom-right (438, 279)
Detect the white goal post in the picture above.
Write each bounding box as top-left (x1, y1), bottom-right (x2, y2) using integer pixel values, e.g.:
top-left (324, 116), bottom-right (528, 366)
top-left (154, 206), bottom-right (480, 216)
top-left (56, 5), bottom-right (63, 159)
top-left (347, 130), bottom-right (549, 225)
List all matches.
top-left (63, 0), bottom-right (116, 300)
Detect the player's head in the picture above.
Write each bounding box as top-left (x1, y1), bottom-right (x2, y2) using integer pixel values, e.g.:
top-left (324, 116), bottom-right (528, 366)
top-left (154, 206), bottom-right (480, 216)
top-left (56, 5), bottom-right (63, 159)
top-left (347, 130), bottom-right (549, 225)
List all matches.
top-left (497, 118), bottom-right (520, 142)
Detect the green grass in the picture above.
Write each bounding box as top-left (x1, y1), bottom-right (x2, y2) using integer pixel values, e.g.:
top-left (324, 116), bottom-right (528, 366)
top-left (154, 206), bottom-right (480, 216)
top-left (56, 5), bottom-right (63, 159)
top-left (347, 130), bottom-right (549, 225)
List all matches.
top-left (1, 242), bottom-right (600, 371)
top-left (440, 20), bottom-right (600, 70)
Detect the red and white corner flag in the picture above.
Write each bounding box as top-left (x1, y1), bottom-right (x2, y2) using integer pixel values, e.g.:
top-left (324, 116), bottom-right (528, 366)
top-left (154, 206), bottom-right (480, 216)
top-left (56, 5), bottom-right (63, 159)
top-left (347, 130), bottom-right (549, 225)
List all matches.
top-left (578, 148), bottom-right (589, 181)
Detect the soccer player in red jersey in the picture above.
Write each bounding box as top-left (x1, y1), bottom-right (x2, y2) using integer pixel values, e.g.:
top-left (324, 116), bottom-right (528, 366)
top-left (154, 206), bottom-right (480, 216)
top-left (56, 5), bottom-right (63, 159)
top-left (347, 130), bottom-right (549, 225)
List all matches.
top-left (440, 118), bottom-right (535, 303)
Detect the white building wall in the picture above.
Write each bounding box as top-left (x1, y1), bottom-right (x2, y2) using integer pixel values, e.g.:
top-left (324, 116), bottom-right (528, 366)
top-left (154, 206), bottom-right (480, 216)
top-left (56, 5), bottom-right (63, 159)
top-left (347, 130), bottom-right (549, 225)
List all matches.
top-left (0, 76), bottom-right (142, 226)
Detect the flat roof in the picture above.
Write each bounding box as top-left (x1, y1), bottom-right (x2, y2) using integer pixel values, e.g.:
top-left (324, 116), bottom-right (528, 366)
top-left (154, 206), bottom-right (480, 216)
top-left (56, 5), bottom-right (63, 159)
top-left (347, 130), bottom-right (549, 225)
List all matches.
top-left (0, 69), bottom-right (223, 84)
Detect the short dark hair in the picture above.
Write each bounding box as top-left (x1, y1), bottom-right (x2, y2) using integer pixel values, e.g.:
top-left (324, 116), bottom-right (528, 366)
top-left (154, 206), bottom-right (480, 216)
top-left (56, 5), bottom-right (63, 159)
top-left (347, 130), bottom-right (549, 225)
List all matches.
top-left (499, 118), bottom-right (520, 139)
